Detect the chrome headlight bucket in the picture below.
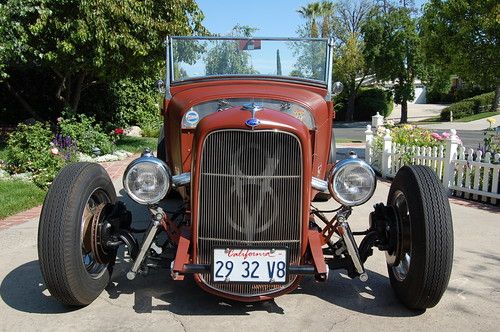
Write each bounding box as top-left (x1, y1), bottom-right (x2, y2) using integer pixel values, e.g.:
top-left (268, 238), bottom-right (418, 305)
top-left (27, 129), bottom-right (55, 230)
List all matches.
top-left (328, 155), bottom-right (376, 206)
top-left (123, 154), bottom-right (171, 205)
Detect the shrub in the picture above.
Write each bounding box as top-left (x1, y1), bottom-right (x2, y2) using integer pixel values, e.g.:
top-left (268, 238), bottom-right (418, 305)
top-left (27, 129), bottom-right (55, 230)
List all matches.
top-left (440, 92), bottom-right (495, 121)
top-left (58, 114), bottom-right (113, 155)
top-left (355, 88), bottom-right (394, 120)
top-left (6, 123), bottom-right (65, 188)
top-left (111, 78), bottom-right (161, 128)
top-left (334, 88), bottom-right (393, 121)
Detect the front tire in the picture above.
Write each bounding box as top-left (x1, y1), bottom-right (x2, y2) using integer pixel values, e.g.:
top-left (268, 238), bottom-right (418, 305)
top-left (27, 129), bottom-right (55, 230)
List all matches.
top-left (38, 162), bottom-right (117, 306)
top-left (386, 165), bottom-right (453, 310)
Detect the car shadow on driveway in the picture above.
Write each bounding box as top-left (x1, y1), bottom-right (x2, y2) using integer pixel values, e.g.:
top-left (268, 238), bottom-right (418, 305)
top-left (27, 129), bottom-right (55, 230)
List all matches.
top-left (0, 260), bottom-right (76, 314)
top-left (1, 260), bottom-right (421, 317)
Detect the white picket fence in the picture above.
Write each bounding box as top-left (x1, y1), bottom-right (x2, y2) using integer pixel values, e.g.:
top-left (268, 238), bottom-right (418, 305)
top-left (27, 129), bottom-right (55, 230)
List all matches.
top-left (365, 125), bottom-right (500, 204)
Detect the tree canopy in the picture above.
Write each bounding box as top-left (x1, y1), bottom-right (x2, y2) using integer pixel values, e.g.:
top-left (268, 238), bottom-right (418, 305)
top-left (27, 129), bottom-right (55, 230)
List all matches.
top-left (419, 0), bottom-right (500, 109)
top-left (0, 0), bottom-right (207, 119)
top-left (204, 25), bottom-right (258, 76)
top-left (362, 6), bottom-right (423, 122)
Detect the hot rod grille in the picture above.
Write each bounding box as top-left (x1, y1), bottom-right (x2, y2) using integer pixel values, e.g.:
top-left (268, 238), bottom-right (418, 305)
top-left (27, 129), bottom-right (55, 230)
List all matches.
top-left (197, 130), bottom-right (303, 297)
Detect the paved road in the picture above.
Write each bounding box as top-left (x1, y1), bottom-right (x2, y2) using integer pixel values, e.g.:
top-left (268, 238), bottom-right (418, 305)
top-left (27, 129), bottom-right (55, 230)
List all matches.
top-left (334, 123), bottom-right (485, 149)
top-left (1, 176), bottom-right (499, 331)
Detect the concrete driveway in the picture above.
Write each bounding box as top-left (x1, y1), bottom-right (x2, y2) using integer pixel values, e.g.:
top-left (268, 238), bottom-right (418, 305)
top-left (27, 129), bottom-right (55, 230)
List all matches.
top-left (0, 177), bottom-right (499, 331)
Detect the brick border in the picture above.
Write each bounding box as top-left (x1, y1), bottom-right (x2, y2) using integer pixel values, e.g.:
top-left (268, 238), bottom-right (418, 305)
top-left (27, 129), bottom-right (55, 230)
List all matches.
top-left (0, 154), bottom-right (138, 231)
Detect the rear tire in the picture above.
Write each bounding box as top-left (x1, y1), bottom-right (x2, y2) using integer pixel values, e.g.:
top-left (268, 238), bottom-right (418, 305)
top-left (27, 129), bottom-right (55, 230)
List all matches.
top-left (38, 162), bottom-right (117, 306)
top-left (387, 165), bottom-right (453, 310)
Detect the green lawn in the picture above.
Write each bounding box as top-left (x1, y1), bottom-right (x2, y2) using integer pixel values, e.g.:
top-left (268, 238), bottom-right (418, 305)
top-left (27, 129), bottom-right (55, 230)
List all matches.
top-left (0, 180), bottom-right (46, 219)
top-left (416, 111), bottom-right (499, 124)
top-left (455, 111), bottom-right (500, 122)
top-left (115, 136), bottom-right (157, 153)
top-left (336, 138), bottom-right (363, 144)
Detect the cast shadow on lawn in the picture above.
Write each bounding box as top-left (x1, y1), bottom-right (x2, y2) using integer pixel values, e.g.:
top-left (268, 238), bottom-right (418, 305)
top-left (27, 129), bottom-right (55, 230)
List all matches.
top-left (0, 259), bottom-right (421, 317)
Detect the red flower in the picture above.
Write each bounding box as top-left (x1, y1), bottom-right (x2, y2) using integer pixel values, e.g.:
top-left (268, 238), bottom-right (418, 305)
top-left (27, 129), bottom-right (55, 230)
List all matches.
top-left (114, 128), bottom-right (124, 135)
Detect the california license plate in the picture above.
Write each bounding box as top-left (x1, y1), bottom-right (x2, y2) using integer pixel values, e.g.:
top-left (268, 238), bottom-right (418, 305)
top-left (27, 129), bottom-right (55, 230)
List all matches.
top-left (212, 248), bottom-right (288, 283)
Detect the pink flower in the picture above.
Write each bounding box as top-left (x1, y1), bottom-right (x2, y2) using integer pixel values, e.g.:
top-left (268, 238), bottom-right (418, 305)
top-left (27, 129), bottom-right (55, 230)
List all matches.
top-left (114, 128), bottom-right (124, 135)
top-left (431, 133), bottom-right (442, 140)
top-left (441, 132), bottom-right (450, 139)
top-left (51, 147), bottom-right (59, 155)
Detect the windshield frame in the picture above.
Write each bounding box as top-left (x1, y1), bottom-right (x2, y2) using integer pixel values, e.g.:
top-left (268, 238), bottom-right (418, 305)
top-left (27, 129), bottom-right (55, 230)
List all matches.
top-left (165, 36), bottom-right (334, 97)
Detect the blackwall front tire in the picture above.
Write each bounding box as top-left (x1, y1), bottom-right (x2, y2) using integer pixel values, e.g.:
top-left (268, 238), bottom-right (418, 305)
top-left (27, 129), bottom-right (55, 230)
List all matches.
top-left (38, 162), bottom-right (117, 306)
top-left (387, 165), bottom-right (453, 310)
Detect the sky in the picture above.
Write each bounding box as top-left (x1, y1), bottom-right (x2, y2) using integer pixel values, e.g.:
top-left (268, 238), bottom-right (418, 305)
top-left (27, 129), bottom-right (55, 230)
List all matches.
top-left (196, 0), bottom-right (428, 37)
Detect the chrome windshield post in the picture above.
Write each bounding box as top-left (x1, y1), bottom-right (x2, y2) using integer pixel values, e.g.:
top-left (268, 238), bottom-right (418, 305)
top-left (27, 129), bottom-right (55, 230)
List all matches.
top-left (325, 37), bottom-right (335, 101)
top-left (164, 36), bottom-right (172, 99)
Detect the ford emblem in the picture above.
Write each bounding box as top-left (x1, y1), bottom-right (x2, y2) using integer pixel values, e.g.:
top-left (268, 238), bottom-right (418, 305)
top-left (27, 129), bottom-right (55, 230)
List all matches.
top-left (245, 118), bottom-right (260, 128)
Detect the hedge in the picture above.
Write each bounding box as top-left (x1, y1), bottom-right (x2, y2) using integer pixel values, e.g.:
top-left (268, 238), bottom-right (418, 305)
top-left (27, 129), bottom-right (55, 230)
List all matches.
top-left (334, 88), bottom-right (393, 121)
top-left (440, 91), bottom-right (495, 121)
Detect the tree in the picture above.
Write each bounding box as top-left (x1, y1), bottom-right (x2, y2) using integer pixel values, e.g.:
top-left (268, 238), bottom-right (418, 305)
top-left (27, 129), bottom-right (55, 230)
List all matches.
top-left (0, 0), bottom-right (206, 118)
top-left (420, 0), bottom-right (500, 110)
top-left (319, 1), bottom-right (335, 38)
top-left (204, 25), bottom-right (258, 76)
top-left (297, 3), bottom-right (322, 38)
top-left (276, 50), bottom-right (282, 76)
top-left (332, 0), bottom-right (372, 44)
top-left (362, 7), bottom-right (423, 122)
top-left (333, 34), bottom-right (367, 121)
top-left (297, 1), bottom-right (372, 121)
top-left (330, 0), bottom-right (372, 121)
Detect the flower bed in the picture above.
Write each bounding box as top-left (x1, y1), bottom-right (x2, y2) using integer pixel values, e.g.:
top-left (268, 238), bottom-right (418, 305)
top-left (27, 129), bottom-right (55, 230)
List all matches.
top-left (0, 115), bottom-right (132, 188)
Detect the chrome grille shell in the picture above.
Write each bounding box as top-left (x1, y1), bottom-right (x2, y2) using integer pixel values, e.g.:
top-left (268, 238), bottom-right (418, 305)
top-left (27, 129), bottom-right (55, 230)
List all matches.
top-left (196, 129), bottom-right (303, 297)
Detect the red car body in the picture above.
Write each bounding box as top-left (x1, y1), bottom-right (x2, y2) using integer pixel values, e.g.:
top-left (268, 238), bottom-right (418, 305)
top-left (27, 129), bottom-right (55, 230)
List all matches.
top-left (161, 78), bottom-right (334, 301)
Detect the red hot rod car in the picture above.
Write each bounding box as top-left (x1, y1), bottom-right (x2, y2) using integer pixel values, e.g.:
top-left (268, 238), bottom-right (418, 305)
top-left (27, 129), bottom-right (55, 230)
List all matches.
top-left (38, 37), bottom-right (453, 310)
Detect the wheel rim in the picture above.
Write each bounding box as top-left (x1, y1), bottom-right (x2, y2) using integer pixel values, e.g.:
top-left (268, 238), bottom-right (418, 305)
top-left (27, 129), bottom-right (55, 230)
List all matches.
top-left (389, 190), bottom-right (412, 282)
top-left (80, 188), bottom-right (111, 279)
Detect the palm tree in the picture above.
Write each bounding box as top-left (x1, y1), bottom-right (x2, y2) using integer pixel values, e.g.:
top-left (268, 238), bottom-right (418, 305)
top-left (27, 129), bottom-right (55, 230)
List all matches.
top-left (297, 3), bottom-right (322, 38)
top-left (319, 1), bottom-right (335, 38)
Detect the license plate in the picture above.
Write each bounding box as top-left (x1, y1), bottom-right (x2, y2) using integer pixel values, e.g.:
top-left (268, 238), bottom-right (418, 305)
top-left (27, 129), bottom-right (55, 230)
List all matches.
top-left (212, 248), bottom-right (288, 283)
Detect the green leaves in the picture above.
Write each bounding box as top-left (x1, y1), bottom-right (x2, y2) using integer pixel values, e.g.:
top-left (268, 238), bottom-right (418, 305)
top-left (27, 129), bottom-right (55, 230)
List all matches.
top-left (362, 7), bottom-right (423, 121)
top-left (420, 0), bottom-right (499, 89)
top-left (0, 0), bottom-right (206, 114)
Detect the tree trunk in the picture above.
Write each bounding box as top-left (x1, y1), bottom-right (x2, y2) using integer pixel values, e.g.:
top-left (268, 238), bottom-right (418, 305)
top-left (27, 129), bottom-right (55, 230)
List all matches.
top-left (346, 92), bottom-right (356, 122)
top-left (3, 81), bottom-right (43, 121)
top-left (400, 98), bottom-right (408, 123)
top-left (71, 73), bottom-right (85, 113)
top-left (493, 84), bottom-right (500, 112)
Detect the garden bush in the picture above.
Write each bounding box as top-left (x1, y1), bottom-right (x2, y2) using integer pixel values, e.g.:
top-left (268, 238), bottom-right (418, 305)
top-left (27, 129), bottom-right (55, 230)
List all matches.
top-left (111, 78), bottom-right (161, 128)
top-left (334, 88), bottom-right (393, 121)
top-left (6, 123), bottom-right (66, 188)
top-left (440, 91), bottom-right (495, 121)
top-left (59, 114), bottom-right (113, 155)
top-left (355, 88), bottom-right (394, 120)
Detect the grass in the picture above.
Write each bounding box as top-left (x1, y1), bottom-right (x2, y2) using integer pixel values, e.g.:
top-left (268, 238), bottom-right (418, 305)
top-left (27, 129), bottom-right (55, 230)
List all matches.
top-left (416, 111), bottom-right (499, 124)
top-left (336, 138), bottom-right (363, 144)
top-left (455, 111), bottom-right (500, 122)
top-left (416, 116), bottom-right (442, 124)
top-left (0, 180), bottom-right (46, 219)
top-left (115, 136), bottom-right (157, 153)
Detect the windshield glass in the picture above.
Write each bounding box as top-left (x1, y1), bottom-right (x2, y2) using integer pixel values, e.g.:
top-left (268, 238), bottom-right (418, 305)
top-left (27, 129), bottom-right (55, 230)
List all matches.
top-left (169, 37), bottom-right (329, 84)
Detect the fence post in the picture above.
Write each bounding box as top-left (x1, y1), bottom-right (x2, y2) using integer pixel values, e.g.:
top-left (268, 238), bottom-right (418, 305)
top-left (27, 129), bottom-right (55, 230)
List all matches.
top-left (372, 112), bottom-right (384, 128)
top-left (442, 129), bottom-right (460, 193)
top-left (365, 125), bottom-right (373, 164)
top-left (382, 129), bottom-right (392, 178)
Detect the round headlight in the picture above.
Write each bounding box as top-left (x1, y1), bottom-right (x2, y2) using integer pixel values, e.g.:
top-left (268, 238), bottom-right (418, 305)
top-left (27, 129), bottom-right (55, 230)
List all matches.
top-left (328, 156), bottom-right (376, 206)
top-left (123, 156), bottom-right (171, 204)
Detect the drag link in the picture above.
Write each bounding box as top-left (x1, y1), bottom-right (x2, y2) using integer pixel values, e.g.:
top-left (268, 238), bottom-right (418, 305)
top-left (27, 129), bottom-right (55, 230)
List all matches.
top-left (126, 208), bottom-right (163, 280)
